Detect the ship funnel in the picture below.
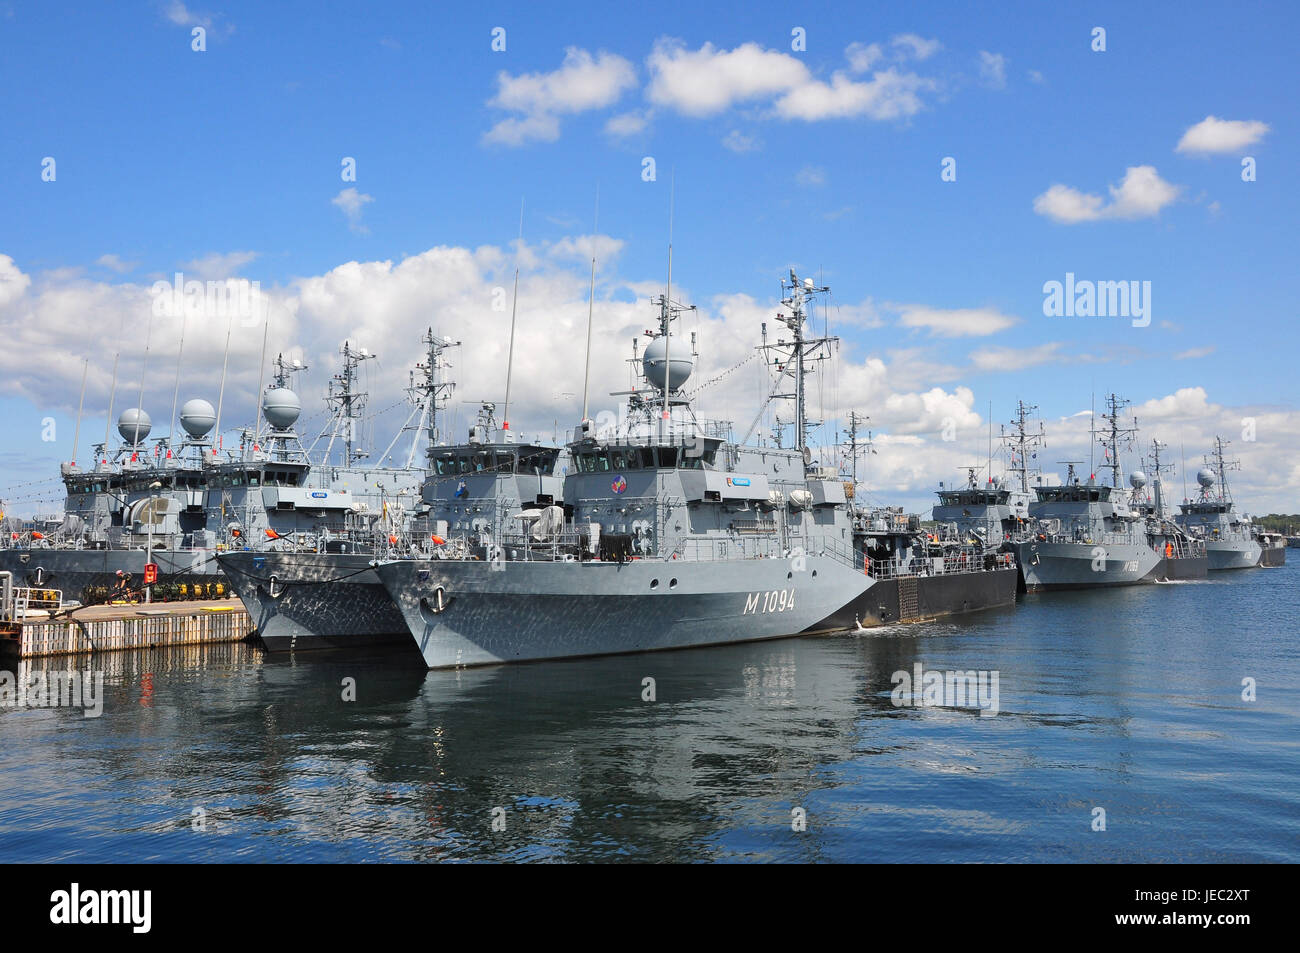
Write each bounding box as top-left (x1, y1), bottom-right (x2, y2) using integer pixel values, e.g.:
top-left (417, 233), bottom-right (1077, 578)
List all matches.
top-left (117, 408), bottom-right (152, 444)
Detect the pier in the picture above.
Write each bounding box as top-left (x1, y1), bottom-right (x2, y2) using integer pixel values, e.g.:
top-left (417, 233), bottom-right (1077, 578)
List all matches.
top-left (1, 575), bottom-right (253, 658)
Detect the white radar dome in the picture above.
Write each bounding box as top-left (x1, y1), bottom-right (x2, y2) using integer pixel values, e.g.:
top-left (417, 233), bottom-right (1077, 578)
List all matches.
top-left (118, 408), bottom-right (152, 443)
top-left (1129, 470), bottom-right (1147, 489)
top-left (641, 335), bottom-right (694, 392)
top-left (1197, 467), bottom-right (1216, 488)
top-left (262, 387), bottom-right (302, 430)
top-left (179, 398), bottom-right (216, 437)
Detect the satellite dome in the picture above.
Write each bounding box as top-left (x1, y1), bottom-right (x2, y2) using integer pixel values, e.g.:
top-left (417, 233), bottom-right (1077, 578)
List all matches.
top-left (179, 398), bottom-right (216, 437)
top-left (1196, 467), bottom-right (1216, 488)
top-left (262, 387), bottom-right (301, 430)
top-left (641, 335), bottom-right (694, 392)
top-left (117, 408), bottom-right (152, 444)
top-left (1129, 470), bottom-right (1147, 489)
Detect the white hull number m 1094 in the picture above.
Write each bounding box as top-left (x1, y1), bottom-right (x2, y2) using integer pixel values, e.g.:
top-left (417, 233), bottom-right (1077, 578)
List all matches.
top-left (743, 588), bottom-right (795, 614)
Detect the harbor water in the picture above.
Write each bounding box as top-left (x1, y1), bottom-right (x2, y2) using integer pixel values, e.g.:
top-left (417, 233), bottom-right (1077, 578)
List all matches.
top-left (1, 564), bottom-right (1295, 863)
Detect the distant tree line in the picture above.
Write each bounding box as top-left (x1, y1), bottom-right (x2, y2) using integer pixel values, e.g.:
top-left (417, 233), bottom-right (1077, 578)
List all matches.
top-left (1256, 514), bottom-right (1300, 534)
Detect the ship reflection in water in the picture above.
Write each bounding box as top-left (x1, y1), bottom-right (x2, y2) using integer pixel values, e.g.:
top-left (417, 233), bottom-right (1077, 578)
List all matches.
top-left (1, 564), bottom-right (1295, 862)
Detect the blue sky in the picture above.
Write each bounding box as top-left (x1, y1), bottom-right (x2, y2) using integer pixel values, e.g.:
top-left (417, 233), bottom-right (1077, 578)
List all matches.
top-left (1, 1), bottom-right (1296, 515)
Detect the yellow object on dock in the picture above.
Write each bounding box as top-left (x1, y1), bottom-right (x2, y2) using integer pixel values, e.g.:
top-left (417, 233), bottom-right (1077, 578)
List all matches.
top-left (0, 598), bottom-right (253, 659)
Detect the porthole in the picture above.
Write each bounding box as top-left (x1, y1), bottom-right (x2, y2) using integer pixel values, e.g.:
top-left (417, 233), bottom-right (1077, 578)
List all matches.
top-left (669, 578), bottom-right (677, 589)
top-left (650, 578), bottom-right (659, 590)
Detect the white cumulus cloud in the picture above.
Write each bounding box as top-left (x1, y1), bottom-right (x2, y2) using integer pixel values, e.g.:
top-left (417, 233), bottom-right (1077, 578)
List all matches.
top-left (485, 48), bottom-right (637, 146)
top-left (647, 38), bottom-right (937, 122)
top-left (1176, 115), bottom-right (1270, 154)
top-left (1033, 165), bottom-right (1181, 223)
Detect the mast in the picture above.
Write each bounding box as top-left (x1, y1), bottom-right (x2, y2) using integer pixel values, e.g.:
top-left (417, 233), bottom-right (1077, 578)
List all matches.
top-left (581, 186), bottom-right (599, 425)
top-left (167, 312), bottom-right (187, 459)
top-left (1209, 435), bottom-right (1240, 503)
top-left (987, 401), bottom-right (992, 485)
top-left (252, 303), bottom-right (271, 448)
top-left (71, 358), bottom-right (88, 467)
top-left (102, 352), bottom-right (119, 465)
top-left (411, 330), bottom-right (459, 463)
top-left (1092, 393), bottom-right (1135, 489)
top-left (502, 198), bottom-right (524, 433)
top-left (1142, 438), bottom-right (1175, 518)
top-left (1002, 399), bottom-right (1045, 493)
top-left (323, 341), bottom-right (376, 467)
top-left (131, 315), bottom-right (154, 447)
top-left (213, 316), bottom-right (233, 459)
top-left (846, 411), bottom-right (867, 487)
top-left (762, 270), bottom-right (836, 453)
top-left (263, 353), bottom-right (308, 464)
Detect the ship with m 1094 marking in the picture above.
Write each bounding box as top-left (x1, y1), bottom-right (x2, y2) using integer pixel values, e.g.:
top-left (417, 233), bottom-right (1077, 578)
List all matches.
top-left (366, 268), bottom-right (1015, 669)
top-left (376, 271), bottom-right (872, 667)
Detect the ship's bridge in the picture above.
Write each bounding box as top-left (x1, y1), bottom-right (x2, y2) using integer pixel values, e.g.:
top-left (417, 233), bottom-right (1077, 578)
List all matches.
top-left (428, 443), bottom-right (561, 478)
top-left (204, 460), bottom-right (310, 488)
top-left (1033, 484), bottom-right (1114, 504)
top-left (936, 487), bottom-right (1012, 507)
top-left (570, 435), bottom-right (722, 473)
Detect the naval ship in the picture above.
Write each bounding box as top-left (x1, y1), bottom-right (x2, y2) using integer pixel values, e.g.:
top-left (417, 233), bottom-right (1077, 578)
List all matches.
top-left (1012, 396), bottom-right (1160, 591)
top-left (930, 400), bottom-right (1040, 553)
top-left (1175, 436), bottom-right (1284, 569)
top-left (1130, 440), bottom-right (1207, 581)
top-left (0, 341), bottom-right (430, 605)
top-left (218, 331), bottom-right (571, 652)
top-left (0, 401), bottom-right (226, 602)
top-left (374, 270), bottom-right (877, 669)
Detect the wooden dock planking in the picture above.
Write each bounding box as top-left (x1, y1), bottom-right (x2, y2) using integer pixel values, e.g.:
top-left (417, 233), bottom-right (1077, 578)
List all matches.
top-left (0, 598), bottom-right (254, 658)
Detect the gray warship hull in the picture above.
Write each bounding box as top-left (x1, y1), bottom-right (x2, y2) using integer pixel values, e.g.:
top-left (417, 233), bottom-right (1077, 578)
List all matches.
top-left (0, 547), bottom-right (221, 602)
top-left (1204, 539), bottom-right (1262, 571)
top-left (1012, 540), bottom-right (1160, 592)
top-left (376, 555), bottom-right (874, 669)
top-left (217, 551), bottom-right (412, 652)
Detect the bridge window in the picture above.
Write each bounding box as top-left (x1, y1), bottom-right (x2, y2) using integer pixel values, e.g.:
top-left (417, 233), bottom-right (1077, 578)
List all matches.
top-left (657, 447), bottom-right (678, 468)
top-left (519, 452), bottom-right (555, 475)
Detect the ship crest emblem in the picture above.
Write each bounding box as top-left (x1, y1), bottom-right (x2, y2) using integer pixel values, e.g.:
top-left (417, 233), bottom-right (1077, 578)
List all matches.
top-left (455, 481), bottom-right (468, 498)
top-left (611, 475), bottom-right (627, 494)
